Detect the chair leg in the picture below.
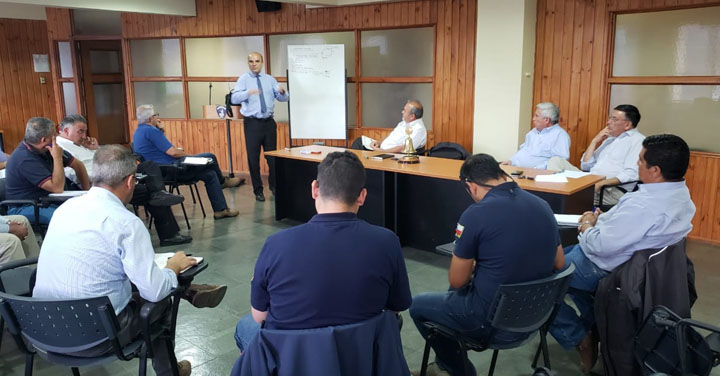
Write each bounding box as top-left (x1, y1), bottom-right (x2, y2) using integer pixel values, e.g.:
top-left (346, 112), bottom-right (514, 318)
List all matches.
top-left (189, 185), bottom-right (197, 204)
top-left (420, 340), bottom-right (432, 376)
top-left (71, 367), bottom-right (80, 376)
top-left (139, 351), bottom-right (147, 376)
top-left (0, 316), bottom-right (4, 353)
top-left (540, 332), bottom-right (551, 369)
top-left (179, 202), bottom-right (191, 230)
top-left (488, 349), bottom-right (499, 376)
top-left (193, 183), bottom-right (206, 217)
top-left (532, 342), bottom-right (542, 368)
top-left (24, 353), bottom-right (33, 376)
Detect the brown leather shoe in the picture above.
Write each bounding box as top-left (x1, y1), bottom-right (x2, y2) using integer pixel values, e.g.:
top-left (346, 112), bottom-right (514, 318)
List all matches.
top-left (576, 331), bottom-right (598, 374)
top-left (221, 176), bottom-right (244, 189)
top-left (184, 284), bottom-right (227, 308)
top-left (214, 208), bottom-right (239, 219)
top-left (177, 359), bottom-right (192, 376)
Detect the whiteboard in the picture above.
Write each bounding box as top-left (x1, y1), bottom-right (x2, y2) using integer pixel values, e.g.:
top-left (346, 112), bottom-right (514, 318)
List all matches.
top-left (287, 44), bottom-right (346, 140)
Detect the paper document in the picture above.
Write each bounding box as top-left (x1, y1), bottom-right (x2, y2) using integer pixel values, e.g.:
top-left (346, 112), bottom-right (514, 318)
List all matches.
top-left (555, 214), bottom-right (582, 226)
top-left (48, 190), bottom-right (87, 197)
top-left (535, 174), bottom-right (568, 183)
top-left (154, 252), bottom-right (203, 273)
top-left (361, 135), bottom-right (376, 150)
top-left (560, 170), bottom-right (591, 179)
top-left (182, 157), bottom-right (212, 165)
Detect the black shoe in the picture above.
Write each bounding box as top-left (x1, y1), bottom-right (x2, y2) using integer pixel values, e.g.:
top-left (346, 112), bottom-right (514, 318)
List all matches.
top-left (270, 188), bottom-right (276, 196)
top-left (184, 284), bottom-right (227, 308)
top-left (148, 191), bottom-right (184, 206)
top-left (159, 234), bottom-right (193, 247)
top-left (255, 192), bottom-right (265, 202)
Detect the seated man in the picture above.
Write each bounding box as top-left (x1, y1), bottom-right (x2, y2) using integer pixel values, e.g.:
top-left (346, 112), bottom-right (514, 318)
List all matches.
top-left (0, 214), bottom-right (40, 264)
top-left (234, 151), bottom-right (411, 350)
top-left (548, 104), bottom-right (645, 205)
top-left (57, 114), bottom-right (190, 246)
top-left (5, 117), bottom-right (90, 224)
top-left (410, 153), bottom-right (564, 376)
top-left (548, 134), bottom-right (696, 373)
top-left (370, 100), bottom-right (427, 153)
top-left (502, 102), bottom-right (570, 169)
top-left (132, 104), bottom-right (242, 219)
top-left (33, 145), bottom-right (228, 376)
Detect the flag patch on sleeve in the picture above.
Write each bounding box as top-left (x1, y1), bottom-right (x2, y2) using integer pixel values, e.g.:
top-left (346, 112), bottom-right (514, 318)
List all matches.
top-left (455, 224), bottom-right (465, 238)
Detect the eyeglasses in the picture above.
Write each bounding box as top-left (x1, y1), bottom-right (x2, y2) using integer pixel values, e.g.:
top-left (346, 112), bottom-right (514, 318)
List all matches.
top-left (459, 177), bottom-right (498, 190)
top-left (608, 116), bottom-right (627, 122)
top-left (126, 174), bottom-right (138, 184)
top-left (152, 113), bottom-right (160, 117)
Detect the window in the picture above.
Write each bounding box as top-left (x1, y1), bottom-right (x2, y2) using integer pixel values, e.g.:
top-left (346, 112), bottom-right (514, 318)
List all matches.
top-left (609, 6), bottom-right (720, 152)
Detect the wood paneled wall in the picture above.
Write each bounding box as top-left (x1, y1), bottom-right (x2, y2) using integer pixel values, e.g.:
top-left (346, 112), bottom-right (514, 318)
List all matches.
top-left (533, 0), bottom-right (720, 243)
top-left (118, 0), bottom-right (475, 151)
top-left (0, 18), bottom-right (56, 152)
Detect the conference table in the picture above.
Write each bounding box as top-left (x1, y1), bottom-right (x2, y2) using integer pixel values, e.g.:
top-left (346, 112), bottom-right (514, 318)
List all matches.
top-left (267, 146), bottom-right (604, 252)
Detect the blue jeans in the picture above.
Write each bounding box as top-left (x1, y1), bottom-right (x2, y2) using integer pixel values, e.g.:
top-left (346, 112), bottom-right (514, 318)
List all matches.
top-left (549, 244), bottom-right (609, 349)
top-left (7, 204), bottom-right (58, 225)
top-left (234, 313), bottom-right (261, 352)
top-left (410, 288), bottom-right (527, 375)
top-left (178, 153), bottom-right (228, 212)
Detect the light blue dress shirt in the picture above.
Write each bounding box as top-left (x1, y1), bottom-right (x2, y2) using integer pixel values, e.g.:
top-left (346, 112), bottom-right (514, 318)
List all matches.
top-left (580, 128), bottom-right (645, 183)
top-left (579, 180), bottom-right (695, 271)
top-left (33, 187), bottom-right (178, 314)
top-left (509, 124), bottom-right (571, 169)
top-left (231, 72), bottom-right (289, 119)
top-left (0, 216), bottom-right (9, 233)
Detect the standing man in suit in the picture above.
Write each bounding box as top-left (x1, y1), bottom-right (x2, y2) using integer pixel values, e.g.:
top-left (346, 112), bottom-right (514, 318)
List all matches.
top-left (232, 52), bottom-right (289, 202)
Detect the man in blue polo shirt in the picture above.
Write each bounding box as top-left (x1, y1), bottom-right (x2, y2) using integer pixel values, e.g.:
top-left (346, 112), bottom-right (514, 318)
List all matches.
top-left (410, 154), bottom-right (564, 376)
top-left (5, 117), bottom-right (90, 224)
top-left (132, 104), bottom-right (243, 220)
top-left (234, 151), bottom-right (412, 350)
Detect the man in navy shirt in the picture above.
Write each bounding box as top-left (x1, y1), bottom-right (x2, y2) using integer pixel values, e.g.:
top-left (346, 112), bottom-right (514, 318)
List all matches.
top-left (410, 154), bottom-right (564, 376)
top-left (5, 117), bottom-right (90, 224)
top-left (231, 52), bottom-right (289, 202)
top-left (132, 104), bottom-right (243, 219)
top-left (234, 151), bottom-right (412, 350)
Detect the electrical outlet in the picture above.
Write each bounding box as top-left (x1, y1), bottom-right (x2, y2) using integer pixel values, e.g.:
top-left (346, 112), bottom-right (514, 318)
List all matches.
top-left (39, 77), bottom-right (46, 84)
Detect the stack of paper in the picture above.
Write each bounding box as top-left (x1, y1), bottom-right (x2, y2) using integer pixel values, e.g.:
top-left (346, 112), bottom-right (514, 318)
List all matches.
top-left (560, 170), bottom-right (592, 179)
top-left (554, 214), bottom-right (582, 226)
top-left (48, 190), bottom-right (87, 197)
top-left (182, 157), bottom-right (212, 165)
top-left (535, 174), bottom-right (569, 183)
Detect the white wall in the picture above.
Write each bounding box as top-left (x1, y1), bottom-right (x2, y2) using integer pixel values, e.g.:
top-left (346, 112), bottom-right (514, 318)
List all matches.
top-left (473, 0), bottom-right (537, 160)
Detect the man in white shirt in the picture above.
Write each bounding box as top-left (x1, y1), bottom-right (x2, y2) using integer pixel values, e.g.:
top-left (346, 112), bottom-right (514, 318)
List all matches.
top-left (548, 104), bottom-right (645, 205)
top-left (0, 214), bottom-right (39, 264)
top-left (33, 145), bottom-right (228, 376)
top-left (57, 115), bottom-right (191, 246)
top-left (370, 100), bottom-right (427, 153)
top-left (502, 102), bottom-right (571, 169)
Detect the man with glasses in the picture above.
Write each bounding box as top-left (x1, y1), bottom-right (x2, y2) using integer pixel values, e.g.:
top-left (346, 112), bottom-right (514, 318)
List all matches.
top-left (409, 154), bottom-right (564, 376)
top-left (548, 104), bottom-right (645, 205)
top-left (502, 102), bottom-right (570, 169)
top-left (133, 104), bottom-right (243, 220)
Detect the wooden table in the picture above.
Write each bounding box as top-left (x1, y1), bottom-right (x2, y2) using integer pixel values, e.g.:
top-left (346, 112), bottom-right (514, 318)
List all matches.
top-left (267, 146), bottom-right (603, 252)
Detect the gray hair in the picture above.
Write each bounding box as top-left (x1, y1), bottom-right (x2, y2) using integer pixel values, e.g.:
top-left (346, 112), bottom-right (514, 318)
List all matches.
top-left (536, 102), bottom-right (560, 124)
top-left (407, 99), bottom-right (423, 119)
top-left (59, 114), bottom-right (87, 132)
top-left (24, 117), bottom-right (56, 144)
top-left (136, 104), bottom-right (155, 124)
top-left (91, 145), bottom-right (137, 187)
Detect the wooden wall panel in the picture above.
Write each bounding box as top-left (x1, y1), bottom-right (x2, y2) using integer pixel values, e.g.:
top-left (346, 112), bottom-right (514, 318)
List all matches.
top-left (0, 18), bottom-right (56, 153)
top-left (116, 0), bottom-right (474, 153)
top-left (533, 0), bottom-right (720, 244)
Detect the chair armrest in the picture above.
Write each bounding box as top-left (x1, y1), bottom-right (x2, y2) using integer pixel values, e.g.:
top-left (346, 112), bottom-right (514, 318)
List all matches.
top-left (0, 257), bottom-right (39, 274)
top-left (139, 287), bottom-right (184, 357)
top-left (0, 257), bottom-right (39, 294)
top-left (598, 180), bottom-right (640, 211)
top-left (0, 199), bottom-right (39, 209)
top-left (158, 164), bottom-right (187, 184)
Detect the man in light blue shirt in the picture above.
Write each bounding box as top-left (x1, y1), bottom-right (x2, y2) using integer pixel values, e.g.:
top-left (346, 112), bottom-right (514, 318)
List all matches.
top-left (33, 145), bottom-right (228, 376)
top-left (503, 102), bottom-right (570, 169)
top-left (232, 51), bottom-right (289, 202)
top-left (548, 134), bottom-right (696, 373)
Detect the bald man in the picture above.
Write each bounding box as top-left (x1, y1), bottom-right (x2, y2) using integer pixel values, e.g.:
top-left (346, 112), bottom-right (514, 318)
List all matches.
top-left (231, 52), bottom-right (289, 202)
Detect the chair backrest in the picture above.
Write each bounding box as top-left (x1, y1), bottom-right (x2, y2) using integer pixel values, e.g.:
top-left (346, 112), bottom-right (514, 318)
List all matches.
top-left (427, 142), bottom-right (470, 160)
top-left (0, 178), bottom-right (5, 203)
top-left (350, 137), bottom-right (364, 150)
top-left (0, 292), bottom-right (117, 354)
top-left (488, 263), bottom-right (575, 333)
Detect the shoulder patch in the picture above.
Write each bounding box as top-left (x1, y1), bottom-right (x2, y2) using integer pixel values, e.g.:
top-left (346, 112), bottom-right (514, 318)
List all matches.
top-left (455, 223), bottom-right (465, 238)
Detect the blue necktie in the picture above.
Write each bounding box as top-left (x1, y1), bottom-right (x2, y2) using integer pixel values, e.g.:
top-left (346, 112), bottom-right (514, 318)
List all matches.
top-left (255, 75), bottom-right (267, 115)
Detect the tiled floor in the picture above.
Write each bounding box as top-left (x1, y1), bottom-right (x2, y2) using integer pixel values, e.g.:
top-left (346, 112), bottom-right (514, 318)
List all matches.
top-left (1, 178), bottom-right (719, 375)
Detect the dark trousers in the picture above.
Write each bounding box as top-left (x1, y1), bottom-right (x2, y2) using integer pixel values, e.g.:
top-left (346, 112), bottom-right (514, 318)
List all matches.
top-left (243, 117), bottom-right (277, 194)
top-left (176, 153), bottom-right (228, 212)
top-left (133, 161), bottom-right (180, 240)
top-left (71, 293), bottom-right (177, 376)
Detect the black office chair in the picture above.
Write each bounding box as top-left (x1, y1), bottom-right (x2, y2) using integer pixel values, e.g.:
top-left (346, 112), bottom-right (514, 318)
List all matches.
top-left (0, 178), bottom-right (48, 236)
top-left (427, 142), bottom-right (470, 160)
top-left (598, 180), bottom-right (640, 212)
top-left (0, 257), bottom-right (37, 353)
top-left (0, 287), bottom-right (184, 376)
top-left (419, 264), bottom-right (575, 376)
top-left (635, 305), bottom-right (720, 376)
